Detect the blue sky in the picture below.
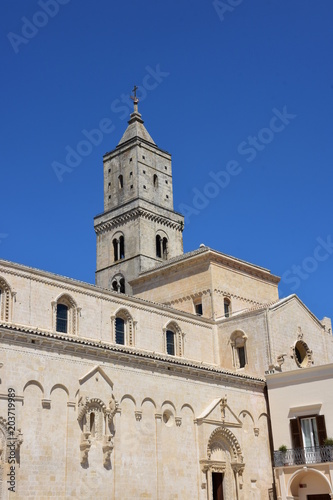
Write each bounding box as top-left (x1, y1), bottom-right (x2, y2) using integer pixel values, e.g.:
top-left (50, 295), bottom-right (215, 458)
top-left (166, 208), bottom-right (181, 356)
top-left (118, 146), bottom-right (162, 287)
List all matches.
top-left (1, 0), bottom-right (332, 321)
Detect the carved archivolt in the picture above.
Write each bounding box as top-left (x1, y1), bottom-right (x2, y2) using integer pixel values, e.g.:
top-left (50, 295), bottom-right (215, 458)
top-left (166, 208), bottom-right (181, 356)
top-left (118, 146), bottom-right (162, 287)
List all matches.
top-left (207, 427), bottom-right (243, 463)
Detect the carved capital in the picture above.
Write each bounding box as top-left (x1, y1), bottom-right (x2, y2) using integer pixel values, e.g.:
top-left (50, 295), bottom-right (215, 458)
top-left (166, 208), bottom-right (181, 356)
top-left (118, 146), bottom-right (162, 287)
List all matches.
top-left (135, 411), bottom-right (142, 421)
top-left (175, 416), bottom-right (182, 427)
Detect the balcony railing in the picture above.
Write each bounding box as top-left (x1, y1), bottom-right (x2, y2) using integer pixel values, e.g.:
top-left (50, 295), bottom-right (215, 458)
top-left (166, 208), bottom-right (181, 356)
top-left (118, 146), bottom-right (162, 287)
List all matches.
top-left (274, 446), bottom-right (333, 466)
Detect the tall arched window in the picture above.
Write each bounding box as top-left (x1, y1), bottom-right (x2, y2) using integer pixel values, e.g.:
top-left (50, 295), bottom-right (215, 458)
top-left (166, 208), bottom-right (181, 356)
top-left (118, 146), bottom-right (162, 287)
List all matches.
top-left (156, 234), bottom-right (168, 260)
top-left (56, 303), bottom-right (68, 333)
top-left (119, 236), bottom-right (125, 259)
top-left (53, 294), bottom-right (78, 335)
top-left (156, 235), bottom-right (162, 258)
top-left (113, 234), bottom-right (125, 262)
top-left (164, 322), bottom-right (183, 357)
top-left (113, 239), bottom-right (118, 261)
top-left (115, 318), bottom-right (125, 345)
top-left (90, 412), bottom-right (96, 437)
top-left (230, 331), bottom-right (248, 369)
top-left (162, 237), bottom-right (168, 259)
top-left (166, 330), bottom-right (175, 355)
top-left (153, 174), bottom-right (158, 188)
top-left (118, 175), bottom-right (123, 189)
top-left (224, 298), bottom-right (231, 318)
top-left (112, 309), bottom-right (135, 346)
top-left (0, 277), bottom-right (12, 322)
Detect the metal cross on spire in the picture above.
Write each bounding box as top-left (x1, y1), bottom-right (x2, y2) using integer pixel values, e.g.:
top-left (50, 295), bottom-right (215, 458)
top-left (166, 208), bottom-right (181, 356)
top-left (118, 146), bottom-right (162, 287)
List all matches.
top-left (130, 85), bottom-right (139, 108)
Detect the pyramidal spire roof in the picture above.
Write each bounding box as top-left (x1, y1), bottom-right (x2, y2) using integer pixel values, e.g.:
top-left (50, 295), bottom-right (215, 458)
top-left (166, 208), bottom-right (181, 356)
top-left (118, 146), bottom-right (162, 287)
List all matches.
top-left (117, 90), bottom-right (156, 146)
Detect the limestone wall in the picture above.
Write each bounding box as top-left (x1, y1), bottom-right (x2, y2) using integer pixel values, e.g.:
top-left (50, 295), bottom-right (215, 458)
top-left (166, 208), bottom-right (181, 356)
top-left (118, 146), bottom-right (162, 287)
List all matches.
top-left (0, 339), bottom-right (273, 499)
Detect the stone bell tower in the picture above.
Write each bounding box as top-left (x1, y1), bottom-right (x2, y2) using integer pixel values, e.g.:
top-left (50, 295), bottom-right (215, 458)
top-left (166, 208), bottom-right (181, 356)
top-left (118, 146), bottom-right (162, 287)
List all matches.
top-left (94, 89), bottom-right (184, 294)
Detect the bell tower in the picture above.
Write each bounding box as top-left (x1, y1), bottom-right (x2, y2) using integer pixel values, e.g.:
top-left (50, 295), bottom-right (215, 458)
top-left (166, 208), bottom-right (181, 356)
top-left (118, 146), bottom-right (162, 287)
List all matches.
top-left (94, 89), bottom-right (184, 294)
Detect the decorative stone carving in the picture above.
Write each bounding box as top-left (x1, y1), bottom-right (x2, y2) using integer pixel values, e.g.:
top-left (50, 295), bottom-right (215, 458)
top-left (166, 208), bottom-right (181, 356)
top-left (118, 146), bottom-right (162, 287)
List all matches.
top-left (102, 435), bottom-right (113, 466)
top-left (80, 431), bottom-right (91, 465)
top-left (175, 416), bottom-right (182, 427)
top-left (254, 427), bottom-right (259, 437)
top-left (77, 395), bottom-right (117, 466)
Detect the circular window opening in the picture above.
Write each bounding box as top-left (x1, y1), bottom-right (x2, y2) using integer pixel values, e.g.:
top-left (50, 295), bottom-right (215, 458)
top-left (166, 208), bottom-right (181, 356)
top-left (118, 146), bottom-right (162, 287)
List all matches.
top-left (162, 409), bottom-right (174, 427)
top-left (294, 340), bottom-right (310, 368)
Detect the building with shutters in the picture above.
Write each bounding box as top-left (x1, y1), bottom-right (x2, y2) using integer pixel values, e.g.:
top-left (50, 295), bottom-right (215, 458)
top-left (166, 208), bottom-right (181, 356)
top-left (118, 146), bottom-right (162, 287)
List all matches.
top-left (0, 96), bottom-right (332, 499)
top-left (267, 364), bottom-right (333, 500)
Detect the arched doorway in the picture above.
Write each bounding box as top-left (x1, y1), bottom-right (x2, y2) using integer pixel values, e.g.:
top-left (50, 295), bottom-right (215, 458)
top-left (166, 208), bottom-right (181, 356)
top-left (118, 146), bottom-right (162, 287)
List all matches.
top-left (201, 427), bottom-right (244, 500)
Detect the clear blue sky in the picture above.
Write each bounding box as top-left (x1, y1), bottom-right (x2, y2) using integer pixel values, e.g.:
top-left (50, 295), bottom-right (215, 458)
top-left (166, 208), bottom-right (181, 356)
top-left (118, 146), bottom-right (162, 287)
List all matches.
top-left (1, 0), bottom-right (332, 321)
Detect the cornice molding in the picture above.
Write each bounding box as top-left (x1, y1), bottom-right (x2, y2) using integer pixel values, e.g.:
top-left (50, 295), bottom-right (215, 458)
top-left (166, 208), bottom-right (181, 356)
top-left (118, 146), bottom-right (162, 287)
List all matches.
top-left (0, 322), bottom-right (265, 388)
top-left (94, 207), bottom-right (183, 235)
top-left (0, 263), bottom-right (212, 328)
top-left (214, 288), bottom-right (265, 306)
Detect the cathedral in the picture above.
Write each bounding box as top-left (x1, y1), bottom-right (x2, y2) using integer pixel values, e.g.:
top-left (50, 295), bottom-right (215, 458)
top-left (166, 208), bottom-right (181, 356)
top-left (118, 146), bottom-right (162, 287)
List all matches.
top-left (0, 95), bottom-right (332, 499)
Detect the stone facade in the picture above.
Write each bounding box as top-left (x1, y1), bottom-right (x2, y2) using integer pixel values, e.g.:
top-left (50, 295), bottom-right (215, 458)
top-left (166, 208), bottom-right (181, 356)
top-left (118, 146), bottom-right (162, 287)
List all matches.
top-left (0, 101), bottom-right (332, 499)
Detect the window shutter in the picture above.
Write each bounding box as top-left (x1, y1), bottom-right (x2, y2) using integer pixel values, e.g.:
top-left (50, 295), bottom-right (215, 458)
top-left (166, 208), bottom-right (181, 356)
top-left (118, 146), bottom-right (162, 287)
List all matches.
top-left (316, 415), bottom-right (327, 445)
top-left (290, 418), bottom-right (302, 448)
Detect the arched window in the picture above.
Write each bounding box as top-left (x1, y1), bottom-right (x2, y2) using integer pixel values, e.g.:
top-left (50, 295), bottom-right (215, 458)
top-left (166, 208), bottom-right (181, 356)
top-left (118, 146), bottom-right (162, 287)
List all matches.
top-left (153, 174), bottom-right (158, 188)
top-left (56, 303), bottom-right (68, 333)
top-left (164, 322), bottom-right (183, 357)
top-left (0, 277), bottom-right (12, 322)
top-left (119, 278), bottom-right (125, 294)
top-left (52, 294), bottom-right (78, 335)
top-left (112, 309), bottom-right (135, 346)
top-left (113, 239), bottom-right (118, 261)
top-left (112, 234), bottom-right (125, 262)
top-left (162, 237), bottom-right (168, 259)
top-left (118, 175), bottom-right (123, 189)
top-left (111, 274), bottom-right (126, 294)
top-left (166, 330), bottom-right (175, 355)
top-left (119, 235), bottom-right (125, 259)
top-left (90, 412), bottom-right (96, 437)
top-left (156, 235), bottom-right (161, 258)
top-left (224, 298), bottom-right (231, 318)
top-left (230, 331), bottom-right (248, 369)
top-left (115, 318), bottom-right (125, 345)
top-left (156, 233), bottom-right (168, 260)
